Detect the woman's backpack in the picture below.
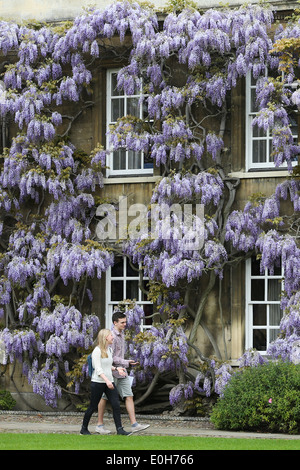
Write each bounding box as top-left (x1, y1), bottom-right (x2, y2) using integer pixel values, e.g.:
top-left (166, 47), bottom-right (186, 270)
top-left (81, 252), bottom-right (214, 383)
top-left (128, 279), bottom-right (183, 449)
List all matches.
top-left (87, 354), bottom-right (94, 377)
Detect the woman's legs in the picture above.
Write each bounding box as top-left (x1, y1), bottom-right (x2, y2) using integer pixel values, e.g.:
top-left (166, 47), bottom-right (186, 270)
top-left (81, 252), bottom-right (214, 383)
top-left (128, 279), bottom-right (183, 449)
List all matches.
top-left (105, 386), bottom-right (122, 430)
top-left (81, 382), bottom-right (130, 435)
top-left (82, 382), bottom-right (105, 431)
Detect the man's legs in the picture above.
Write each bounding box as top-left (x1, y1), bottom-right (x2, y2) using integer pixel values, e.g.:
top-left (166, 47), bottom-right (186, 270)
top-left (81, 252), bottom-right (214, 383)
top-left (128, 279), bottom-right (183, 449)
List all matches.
top-left (117, 378), bottom-right (150, 433)
top-left (97, 397), bottom-right (107, 426)
top-left (124, 395), bottom-right (136, 425)
top-left (96, 396), bottom-right (112, 434)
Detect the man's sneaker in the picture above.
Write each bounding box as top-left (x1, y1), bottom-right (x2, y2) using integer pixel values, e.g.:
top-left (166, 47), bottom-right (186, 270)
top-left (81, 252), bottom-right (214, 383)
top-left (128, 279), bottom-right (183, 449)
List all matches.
top-left (131, 423), bottom-right (150, 433)
top-left (95, 425), bottom-right (111, 434)
top-left (80, 427), bottom-right (91, 435)
top-left (117, 427), bottom-right (132, 436)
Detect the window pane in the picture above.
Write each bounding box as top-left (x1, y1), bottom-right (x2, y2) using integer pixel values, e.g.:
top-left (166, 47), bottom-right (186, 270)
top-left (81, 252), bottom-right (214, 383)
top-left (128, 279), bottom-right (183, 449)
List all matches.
top-left (268, 279), bottom-right (281, 301)
top-left (111, 98), bottom-right (124, 122)
top-left (269, 304), bottom-right (281, 326)
top-left (269, 141), bottom-right (276, 163)
top-left (251, 257), bottom-right (262, 275)
top-left (251, 279), bottom-right (265, 301)
top-left (126, 280), bottom-right (139, 300)
top-left (269, 263), bottom-right (281, 276)
top-left (113, 149), bottom-right (126, 170)
top-left (253, 140), bottom-right (266, 163)
top-left (253, 126), bottom-right (266, 138)
top-left (144, 151), bottom-right (153, 169)
top-left (143, 304), bottom-right (153, 326)
top-left (143, 99), bottom-right (148, 119)
top-left (111, 281), bottom-right (124, 301)
top-left (142, 280), bottom-right (149, 301)
top-left (127, 97), bottom-right (140, 117)
top-left (269, 328), bottom-right (279, 342)
top-left (251, 88), bottom-right (258, 113)
top-left (253, 304), bottom-right (266, 325)
top-left (253, 329), bottom-right (266, 350)
top-left (290, 113), bottom-right (298, 136)
top-left (111, 73), bottom-right (122, 96)
top-left (111, 258), bottom-right (123, 277)
top-left (128, 151), bottom-right (141, 169)
top-left (126, 258), bottom-right (138, 277)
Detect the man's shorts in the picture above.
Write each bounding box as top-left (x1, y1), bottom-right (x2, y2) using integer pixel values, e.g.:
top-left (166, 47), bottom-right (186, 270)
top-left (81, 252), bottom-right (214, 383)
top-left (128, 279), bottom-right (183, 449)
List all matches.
top-left (102, 376), bottom-right (133, 400)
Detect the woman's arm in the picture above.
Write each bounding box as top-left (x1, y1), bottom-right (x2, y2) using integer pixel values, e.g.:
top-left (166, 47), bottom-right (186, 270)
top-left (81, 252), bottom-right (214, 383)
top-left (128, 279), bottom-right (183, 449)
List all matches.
top-left (93, 348), bottom-right (114, 388)
top-left (93, 348), bottom-right (105, 376)
top-left (100, 373), bottom-right (114, 389)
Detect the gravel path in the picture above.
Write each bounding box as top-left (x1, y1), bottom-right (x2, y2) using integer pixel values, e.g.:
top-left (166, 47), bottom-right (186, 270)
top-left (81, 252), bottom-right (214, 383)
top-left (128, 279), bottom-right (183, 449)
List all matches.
top-left (0, 410), bottom-right (213, 435)
top-left (1, 411), bottom-right (300, 439)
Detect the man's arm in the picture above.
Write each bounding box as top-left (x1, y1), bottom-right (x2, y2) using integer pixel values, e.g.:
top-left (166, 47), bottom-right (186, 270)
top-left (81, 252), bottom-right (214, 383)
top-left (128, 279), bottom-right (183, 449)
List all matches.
top-left (111, 333), bottom-right (130, 368)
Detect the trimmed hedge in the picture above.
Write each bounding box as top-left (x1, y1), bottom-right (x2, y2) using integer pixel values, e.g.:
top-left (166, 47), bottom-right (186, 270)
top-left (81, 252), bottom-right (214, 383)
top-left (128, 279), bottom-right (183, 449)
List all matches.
top-left (0, 390), bottom-right (16, 410)
top-left (211, 361), bottom-right (300, 434)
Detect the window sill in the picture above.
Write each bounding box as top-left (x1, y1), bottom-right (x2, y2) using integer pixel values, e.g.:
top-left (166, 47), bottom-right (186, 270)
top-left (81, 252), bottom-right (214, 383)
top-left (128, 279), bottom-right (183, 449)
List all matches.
top-left (229, 170), bottom-right (291, 179)
top-left (103, 175), bottom-right (161, 184)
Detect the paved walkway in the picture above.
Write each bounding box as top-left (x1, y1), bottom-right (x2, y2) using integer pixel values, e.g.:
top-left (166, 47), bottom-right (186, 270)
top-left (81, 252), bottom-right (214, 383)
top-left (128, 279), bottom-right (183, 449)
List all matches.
top-left (1, 411), bottom-right (300, 440)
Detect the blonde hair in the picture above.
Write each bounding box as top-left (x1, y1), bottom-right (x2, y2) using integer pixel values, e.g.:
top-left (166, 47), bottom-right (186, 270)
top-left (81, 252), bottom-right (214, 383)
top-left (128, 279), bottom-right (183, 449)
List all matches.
top-left (97, 329), bottom-right (111, 358)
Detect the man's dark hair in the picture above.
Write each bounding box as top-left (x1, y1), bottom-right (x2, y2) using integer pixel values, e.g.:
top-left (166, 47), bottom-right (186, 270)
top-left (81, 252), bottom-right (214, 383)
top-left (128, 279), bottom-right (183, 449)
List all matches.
top-left (112, 310), bottom-right (126, 324)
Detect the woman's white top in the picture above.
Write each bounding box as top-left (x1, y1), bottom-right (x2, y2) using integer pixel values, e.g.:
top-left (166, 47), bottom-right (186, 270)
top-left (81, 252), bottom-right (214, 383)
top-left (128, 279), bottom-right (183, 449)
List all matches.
top-left (91, 346), bottom-right (114, 383)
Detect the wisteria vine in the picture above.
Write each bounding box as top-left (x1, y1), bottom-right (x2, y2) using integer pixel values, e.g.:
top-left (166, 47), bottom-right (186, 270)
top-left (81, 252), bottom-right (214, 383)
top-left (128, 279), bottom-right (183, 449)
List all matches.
top-left (0, 1), bottom-right (299, 410)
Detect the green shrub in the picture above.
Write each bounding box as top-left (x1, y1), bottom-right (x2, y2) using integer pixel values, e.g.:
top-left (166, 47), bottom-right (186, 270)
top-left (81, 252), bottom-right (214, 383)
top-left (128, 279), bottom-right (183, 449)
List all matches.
top-left (211, 361), bottom-right (300, 434)
top-left (0, 390), bottom-right (16, 410)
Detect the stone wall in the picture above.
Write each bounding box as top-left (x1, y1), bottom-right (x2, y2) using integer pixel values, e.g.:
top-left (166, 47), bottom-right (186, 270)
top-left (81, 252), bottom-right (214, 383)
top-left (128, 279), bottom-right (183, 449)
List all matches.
top-left (0, 0), bottom-right (297, 23)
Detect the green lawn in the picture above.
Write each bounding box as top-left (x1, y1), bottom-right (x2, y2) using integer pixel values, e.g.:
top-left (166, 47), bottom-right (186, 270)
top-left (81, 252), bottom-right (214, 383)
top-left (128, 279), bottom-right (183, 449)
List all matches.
top-left (0, 433), bottom-right (299, 450)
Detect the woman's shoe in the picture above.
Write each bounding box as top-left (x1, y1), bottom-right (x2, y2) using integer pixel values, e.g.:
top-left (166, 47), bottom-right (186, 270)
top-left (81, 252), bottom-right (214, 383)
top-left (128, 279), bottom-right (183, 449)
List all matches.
top-left (117, 427), bottom-right (132, 436)
top-left (80, 426), bottom-right (91, 435)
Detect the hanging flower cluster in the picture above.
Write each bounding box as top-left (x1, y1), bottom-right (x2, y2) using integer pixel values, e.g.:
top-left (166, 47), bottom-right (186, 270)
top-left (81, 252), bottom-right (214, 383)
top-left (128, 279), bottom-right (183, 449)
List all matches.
top-left (227, 187), bottom-right (300, 305)
top-left (127, 319), bottom-right (189, 386)
top-left (123, 170), bottom-right (227, 288)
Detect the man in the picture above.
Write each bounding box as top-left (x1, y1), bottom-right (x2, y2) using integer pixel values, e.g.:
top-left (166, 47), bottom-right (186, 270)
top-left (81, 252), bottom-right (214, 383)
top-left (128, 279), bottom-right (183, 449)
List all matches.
top-left (96, 311), bottom-right (150, 434)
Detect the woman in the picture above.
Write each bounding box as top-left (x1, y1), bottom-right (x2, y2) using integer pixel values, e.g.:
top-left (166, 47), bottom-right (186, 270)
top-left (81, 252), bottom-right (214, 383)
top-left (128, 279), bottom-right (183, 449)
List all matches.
top-left (80, 329), bottom-right (131, 435)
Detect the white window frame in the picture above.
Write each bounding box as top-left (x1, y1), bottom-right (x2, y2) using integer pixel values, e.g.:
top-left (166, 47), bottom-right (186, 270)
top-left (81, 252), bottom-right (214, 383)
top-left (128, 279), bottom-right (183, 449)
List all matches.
top-left (245, 257), bottom-right (284, 354)
top-left (106, 68), bottom-right (153, 177)
top-left (105, 256), bottom-right (152, 330)
top-left (245, 70), bottom-right (298, 171)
